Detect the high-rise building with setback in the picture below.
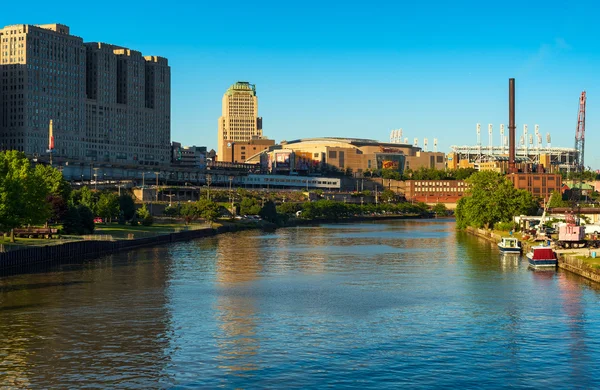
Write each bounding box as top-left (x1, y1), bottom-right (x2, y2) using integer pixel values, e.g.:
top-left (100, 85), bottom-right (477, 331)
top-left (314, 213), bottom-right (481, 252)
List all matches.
top-left (217, 81), bottom-right (263, 160)
top-left (0, 24), bottom-right (86, 157)
top-left (0, 23), bottom-right (171, 166)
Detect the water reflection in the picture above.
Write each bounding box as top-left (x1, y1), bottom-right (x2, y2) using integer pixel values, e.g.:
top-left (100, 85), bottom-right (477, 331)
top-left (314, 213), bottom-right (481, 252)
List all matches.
top-left (0, 247), bottom-right (173, 387)
top-left (2, 220), bottom-right (600, 387)
top-left (214, 233), bottom-right (261, 374)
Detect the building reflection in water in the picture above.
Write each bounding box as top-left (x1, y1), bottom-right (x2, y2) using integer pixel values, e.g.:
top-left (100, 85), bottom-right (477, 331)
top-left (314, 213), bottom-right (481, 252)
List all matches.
top-left (556, 271), bottom-right (590, 384)
top-left (214, 233), bottom-right (262, 374)
top-left (0, 247), bottom-right (173, 387)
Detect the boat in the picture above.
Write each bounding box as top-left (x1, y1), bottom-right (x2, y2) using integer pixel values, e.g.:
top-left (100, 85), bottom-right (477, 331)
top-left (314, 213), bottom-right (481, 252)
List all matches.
top-left (497, 237), bottom-right (521, 253)
top-left (526, 246), bottom-right (557, 268)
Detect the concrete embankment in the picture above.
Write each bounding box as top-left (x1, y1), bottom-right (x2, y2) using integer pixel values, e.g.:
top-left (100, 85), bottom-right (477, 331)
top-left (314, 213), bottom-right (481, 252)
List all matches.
top-left (0, 225), bottom-right (249, 276)
top-left (0, 215), bottom-right (434, 277)
top-left (465, 227), bottom-right (600, 284)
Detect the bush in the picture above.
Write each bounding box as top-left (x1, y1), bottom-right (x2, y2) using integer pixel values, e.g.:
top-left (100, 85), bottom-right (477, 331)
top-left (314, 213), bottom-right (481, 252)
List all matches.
top-left (495, 221), bottom-right (514, 231)
top-left (63, 205), bottom-right (95, 234)
top-left (163, 205), bottom-right (180, 216)
top-left (136, 204), bottom-right (153, 226)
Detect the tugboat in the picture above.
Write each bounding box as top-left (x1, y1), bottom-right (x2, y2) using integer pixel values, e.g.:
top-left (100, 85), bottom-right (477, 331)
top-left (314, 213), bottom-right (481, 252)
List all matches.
top-left (526, 246), bottom-right (557, 269)
top-left (497, 237), bottom-right (521, 253)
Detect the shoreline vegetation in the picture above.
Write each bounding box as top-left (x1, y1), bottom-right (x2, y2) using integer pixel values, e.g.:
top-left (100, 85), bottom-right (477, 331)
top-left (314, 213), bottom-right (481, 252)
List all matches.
top-left (0, 162), bottom-right (442, 273)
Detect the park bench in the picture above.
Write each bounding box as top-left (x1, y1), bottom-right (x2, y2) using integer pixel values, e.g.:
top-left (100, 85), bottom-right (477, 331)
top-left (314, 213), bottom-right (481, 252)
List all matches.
top-left (13, 228), bottom-right (58, 239)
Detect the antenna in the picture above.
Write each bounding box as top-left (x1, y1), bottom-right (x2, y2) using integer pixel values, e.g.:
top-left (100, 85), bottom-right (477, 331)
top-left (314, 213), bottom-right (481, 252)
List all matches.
top-left (488, 124), bottom-right (493, 157)
top-left (477, 123), bottom-right (481, 158)
top-left (500, 124), bottom-right (505, 155)
top-left (523, 124), bottom-right (528, 159)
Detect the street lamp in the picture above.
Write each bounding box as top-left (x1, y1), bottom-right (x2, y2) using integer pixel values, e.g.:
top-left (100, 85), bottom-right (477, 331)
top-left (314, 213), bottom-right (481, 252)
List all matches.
top-left (154, 171), bottom-right (160, 203)
top-left (229, 175), bottom-right (234, 215)
top-left (141, 171), bottom-right (152, 202)
top-left (93, 167), bottom-right (100, 190)
top-left (206, 173), bottom-right (212, 201)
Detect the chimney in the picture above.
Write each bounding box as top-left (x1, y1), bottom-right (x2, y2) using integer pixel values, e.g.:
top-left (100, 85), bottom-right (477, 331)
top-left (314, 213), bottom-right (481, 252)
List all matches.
top-left (508, 78), bottom-right (516, 173)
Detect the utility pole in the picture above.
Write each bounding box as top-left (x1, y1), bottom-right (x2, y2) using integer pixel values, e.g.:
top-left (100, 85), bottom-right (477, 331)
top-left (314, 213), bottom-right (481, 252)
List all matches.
top-left (93, 167), bottom-right (99, 191)
top-left (154, 171), bottom-right (160, 203)
top-left (206, 174), bottom-right (212, 201)
top-left (229, 175), bottom-right (234, 215)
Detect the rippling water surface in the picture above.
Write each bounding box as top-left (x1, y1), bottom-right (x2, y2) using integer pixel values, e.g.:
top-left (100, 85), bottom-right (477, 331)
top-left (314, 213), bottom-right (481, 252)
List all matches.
top-left (2, 219), bottom-right (600, 388)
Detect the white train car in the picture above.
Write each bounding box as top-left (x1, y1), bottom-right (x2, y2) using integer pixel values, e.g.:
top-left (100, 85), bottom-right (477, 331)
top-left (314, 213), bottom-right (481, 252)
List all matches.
top-left (240, 174), bottom-right (340, 190)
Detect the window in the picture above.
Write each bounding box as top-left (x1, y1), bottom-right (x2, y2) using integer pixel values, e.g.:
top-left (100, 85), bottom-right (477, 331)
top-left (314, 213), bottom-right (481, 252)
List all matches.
top-left (328, 151), bottom-right (337, 159)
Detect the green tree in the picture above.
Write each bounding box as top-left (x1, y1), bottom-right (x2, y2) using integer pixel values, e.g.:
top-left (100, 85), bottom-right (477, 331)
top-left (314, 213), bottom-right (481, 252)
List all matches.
top-left (240, 197), bottom-right (261, 215)
top-left (77, 204), bottom-right (95, 234)
top-left (277, 202), bottom-right (302, 215)
top-left (381, 169), bottom-right (402, 181)
top-left (0, 151), bottom-right (51, 241)
top-left (34, 164), bottom-right (72, 200)
top-left (180, 202), bottom-right (199, 224)
top-left (259, 200), bottom-right (278, 223)
top-left (196, 199), bottom-right (220, 224)
top-left (432, 203), bottom-right (447, 216)
top-left (547, 190), bottom-right (568, 208)
top-left (97, 192), bottom-right (120, 222)
top-left (34, 164), bottom-right (72, 224)
top-left (72, 186), bottom-right (99, 215)
top-left (456, 171), bottom-right (540, 229)
top-left (380, 189), bottom-right (396, 203)
top-left (136, 204), bottom-right (153, 226)
top-left (119, 193), bottom-right (136, 220)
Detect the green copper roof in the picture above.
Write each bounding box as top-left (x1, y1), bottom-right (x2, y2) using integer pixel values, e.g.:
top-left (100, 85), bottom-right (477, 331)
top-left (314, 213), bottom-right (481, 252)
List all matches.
top-left (225, 81), bottom-right (256, 96)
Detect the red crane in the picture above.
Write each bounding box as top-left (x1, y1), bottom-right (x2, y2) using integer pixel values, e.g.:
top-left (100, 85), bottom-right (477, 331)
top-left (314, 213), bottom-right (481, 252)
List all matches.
top-left (574, 91), bottom-right (586, 172)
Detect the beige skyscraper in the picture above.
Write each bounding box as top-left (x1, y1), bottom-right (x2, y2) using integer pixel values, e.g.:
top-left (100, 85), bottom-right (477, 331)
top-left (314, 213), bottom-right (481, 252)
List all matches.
top-left (217, 81), bottom-right (263, 160)
top-left (0, 23), bottom-right (170, 166)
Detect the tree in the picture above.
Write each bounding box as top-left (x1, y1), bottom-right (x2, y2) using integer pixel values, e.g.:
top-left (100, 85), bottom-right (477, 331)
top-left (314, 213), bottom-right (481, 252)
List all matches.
top-left (72, 186), bottom-right (99, 215)
top-left (97, 192), bottom-right (120, 222)
top-left (381, 169), bottom-right (402, 181)
top-left (380, 189), bottom-right (396, 203)
top-left (180, 202), bottom-right (199, 224)
top-left (119, 193), bottom-right (136, 220)
top-left (196, 199), bottom-right (220, 224)
top-left (0, 151), bottom-right (51, 241)
top-left (455, 171), bottom-right (540, 229)
top-left (432, 203), bottom-right (447, 216)
top-left (240, 197), bottom-right (261, 215)
top-left (136, 204), bottom-right (153, 226)
top-left (547, 190), bottom-right (568, 209)
top-left (34, 164), bottom-right (71, 224)
top-left (259, 200), bottom-right (278, 223)
top-left (277, 202), bottom-right (302, 215)
top-left (34, 164), bottom-right (72, 200)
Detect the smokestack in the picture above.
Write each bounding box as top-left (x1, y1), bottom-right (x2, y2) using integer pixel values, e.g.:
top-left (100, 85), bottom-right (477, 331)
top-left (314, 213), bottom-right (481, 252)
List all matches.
top-left (508, 78), bottom-right (516, 173)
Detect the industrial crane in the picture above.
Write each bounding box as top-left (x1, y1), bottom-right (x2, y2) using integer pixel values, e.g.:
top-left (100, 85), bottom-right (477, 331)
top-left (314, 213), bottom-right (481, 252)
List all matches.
top-left (574, 91), bottom-right (587, 173)
top-left (556, 91), bottom-right (589, 248)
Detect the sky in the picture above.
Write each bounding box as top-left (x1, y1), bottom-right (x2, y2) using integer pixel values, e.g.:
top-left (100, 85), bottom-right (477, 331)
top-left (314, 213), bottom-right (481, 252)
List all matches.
top-left (2, 0), bottom-right (599, 167)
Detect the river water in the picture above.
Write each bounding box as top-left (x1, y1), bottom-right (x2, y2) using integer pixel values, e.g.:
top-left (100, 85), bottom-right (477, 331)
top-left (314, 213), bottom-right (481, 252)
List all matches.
top-left (1, 220), bottom-right (600, 388)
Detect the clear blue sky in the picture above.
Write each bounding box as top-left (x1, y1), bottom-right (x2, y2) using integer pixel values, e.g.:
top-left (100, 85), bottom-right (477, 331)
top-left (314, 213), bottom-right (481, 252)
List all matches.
top-left (3, 0), bottom-right (599, 167)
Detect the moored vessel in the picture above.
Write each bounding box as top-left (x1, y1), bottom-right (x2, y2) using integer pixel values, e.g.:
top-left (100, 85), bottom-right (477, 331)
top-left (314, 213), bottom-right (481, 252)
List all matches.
top-left (497, 237), bottom-right (521, 253)
top-left (526, 246), bottom-right (557, 269)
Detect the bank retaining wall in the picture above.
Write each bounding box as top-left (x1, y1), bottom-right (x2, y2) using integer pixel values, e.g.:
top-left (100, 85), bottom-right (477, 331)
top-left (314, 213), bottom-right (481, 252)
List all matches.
top-left (0, 225), bottom-right (240, 275)
top-left (465, 227), bottom-right (600, 284)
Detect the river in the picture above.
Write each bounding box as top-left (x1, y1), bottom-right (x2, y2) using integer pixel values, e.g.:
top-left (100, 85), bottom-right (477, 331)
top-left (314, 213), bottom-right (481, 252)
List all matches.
top-left (1, 219), bottom-right (600, 388)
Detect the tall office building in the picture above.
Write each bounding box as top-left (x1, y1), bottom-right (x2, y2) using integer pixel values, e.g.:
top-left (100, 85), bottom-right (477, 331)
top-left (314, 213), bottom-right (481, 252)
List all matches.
top-left (0, 23), bottom-right (170, 166)
top-left (217, 81), bottom-right (263, 160)
top-left (0, 24), bottom-right (86, 156)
